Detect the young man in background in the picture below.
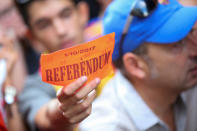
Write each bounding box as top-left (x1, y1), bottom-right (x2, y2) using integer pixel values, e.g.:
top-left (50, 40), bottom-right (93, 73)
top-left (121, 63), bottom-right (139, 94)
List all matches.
top-left (15, 0), bottom-right (101, 130)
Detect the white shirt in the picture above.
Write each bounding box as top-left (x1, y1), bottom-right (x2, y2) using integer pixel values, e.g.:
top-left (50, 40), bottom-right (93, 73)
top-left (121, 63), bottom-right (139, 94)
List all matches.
top-left (79, 70), bottom-right (186, 131)
top-left (0, 59), bottom-right (7, 124)
top-left (0, 59), bottom-right (6, 88)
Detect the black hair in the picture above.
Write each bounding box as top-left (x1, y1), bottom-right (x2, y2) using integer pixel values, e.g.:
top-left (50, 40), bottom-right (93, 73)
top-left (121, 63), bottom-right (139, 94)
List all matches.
top-left (14, 0), bottom-right (81, 27)
top-left (113, 43), bottom-right (148, 68)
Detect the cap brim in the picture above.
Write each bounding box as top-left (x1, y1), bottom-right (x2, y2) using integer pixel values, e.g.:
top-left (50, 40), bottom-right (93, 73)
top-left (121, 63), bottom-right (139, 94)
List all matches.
top-left (147, 6), bottom-right (197, 44)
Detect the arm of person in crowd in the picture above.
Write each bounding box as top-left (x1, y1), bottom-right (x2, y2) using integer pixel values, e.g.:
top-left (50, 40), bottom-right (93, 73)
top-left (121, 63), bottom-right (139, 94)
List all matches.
top-left (0, 29), bottom-right (27, 131)
top-left (0, 31), bottom-right (18, 76)
top-left (35, 76), bottom-right (100, 131)
top-left (0, 29), bottom-right (27, 91)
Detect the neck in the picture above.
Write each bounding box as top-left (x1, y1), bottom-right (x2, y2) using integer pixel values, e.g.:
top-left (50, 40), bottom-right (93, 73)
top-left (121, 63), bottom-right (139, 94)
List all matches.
top-left (134, 83), bottom-right (179, 115)
top-left (130, 79), bottom-right (180, 131)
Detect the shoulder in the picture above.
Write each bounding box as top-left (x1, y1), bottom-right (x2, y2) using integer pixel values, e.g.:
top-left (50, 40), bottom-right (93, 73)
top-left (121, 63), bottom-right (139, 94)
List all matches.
top-left (79, 73), bottom-right (137, 131)
top-left (79, 77), bottom-right (119, 130)
top-left (19, 72), bottom-right (56, 103)
top-left (24, 72), bottom-right (55, 93)
top-left (25, 72), bottom-right (47, 87)
top-left (183, 87), bottom-right (197, 131)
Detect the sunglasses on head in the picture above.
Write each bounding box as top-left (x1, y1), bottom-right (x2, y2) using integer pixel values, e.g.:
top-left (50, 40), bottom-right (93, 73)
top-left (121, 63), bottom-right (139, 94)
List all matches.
top-left (118, 0), bottom-right (158, 58)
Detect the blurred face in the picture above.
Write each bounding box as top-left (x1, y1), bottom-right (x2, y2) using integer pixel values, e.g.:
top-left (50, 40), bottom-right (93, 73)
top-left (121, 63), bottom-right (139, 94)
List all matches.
top-left (0, 0), bottom-right (26, 37)
top-left (145, 22), bottom-right (197, 91)
top-left (28, 0), bottom-right (86, 52)
top-left (179, 0), bottom-right (197, 6)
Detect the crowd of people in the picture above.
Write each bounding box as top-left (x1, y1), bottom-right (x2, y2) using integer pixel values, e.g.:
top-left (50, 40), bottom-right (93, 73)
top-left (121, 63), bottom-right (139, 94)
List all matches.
top-left (0, 0), bottom-right (197, 131)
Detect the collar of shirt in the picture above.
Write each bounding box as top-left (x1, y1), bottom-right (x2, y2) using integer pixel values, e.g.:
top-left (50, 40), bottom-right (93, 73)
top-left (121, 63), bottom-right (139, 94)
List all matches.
top-left (114, 70), bottom-right (186, 131)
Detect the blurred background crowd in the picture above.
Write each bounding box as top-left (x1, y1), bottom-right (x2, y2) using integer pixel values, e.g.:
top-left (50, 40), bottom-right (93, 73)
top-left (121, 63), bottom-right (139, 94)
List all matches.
top-left (0, 0), bottom-right (197, 131)
top-left (0, 0), bottom-right (112, 130)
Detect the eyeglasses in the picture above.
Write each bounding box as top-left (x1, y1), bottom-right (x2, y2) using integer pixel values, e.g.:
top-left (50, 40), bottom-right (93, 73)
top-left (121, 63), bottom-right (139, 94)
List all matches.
top-left (118, 0), bottom-right (158, 59)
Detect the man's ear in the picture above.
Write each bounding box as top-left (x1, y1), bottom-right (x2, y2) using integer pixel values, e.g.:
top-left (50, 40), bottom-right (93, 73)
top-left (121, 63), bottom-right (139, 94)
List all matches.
top-left (123, 53), bottom-right (148, 79)
top-left (77, 1), bottom-right (89, 28)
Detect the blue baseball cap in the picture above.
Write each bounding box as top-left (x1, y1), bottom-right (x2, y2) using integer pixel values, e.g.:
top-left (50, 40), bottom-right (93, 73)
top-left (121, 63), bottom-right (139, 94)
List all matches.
top-left (103, 0), bottom-right (197, 60)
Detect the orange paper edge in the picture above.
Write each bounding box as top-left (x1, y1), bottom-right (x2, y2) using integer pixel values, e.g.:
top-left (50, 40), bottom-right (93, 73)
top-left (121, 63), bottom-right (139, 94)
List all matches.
top-left (40, 33), bottom-right (115, 87)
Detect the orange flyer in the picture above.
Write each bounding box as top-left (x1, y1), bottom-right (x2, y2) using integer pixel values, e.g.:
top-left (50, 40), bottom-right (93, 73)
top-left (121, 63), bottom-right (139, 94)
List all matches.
top-left (40, 33), bottom-right (115, 87)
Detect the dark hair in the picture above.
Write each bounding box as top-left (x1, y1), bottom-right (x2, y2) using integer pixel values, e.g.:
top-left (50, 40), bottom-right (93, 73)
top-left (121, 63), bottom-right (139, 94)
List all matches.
top-left (14, 0), bottom-right (81, 27)
top-left (113, 43), bottom-right (148, 68)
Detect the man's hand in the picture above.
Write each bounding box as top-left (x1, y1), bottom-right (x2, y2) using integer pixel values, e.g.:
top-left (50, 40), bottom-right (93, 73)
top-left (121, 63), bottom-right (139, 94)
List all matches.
top-left (35, 76), bottom-right (100, 131)
top-left (57, 76), bottom-right (100, 124)
top-left (0, 30), bottom-right (18, 75)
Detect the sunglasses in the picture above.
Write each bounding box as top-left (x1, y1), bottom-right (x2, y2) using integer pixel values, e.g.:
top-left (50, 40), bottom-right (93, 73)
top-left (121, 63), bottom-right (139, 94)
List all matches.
top-left (118, 0), bottom-right (158, 59)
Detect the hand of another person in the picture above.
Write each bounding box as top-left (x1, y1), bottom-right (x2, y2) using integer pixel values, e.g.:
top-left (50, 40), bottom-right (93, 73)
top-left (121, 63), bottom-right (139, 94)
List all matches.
top-left (0, 30), bottom-right (18, 75)
top-left (36, 76), bottom-right (101, 131)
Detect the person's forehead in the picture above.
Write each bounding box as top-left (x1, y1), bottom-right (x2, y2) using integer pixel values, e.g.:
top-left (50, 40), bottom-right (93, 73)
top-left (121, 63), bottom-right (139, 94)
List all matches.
top-left (186, 21), bottom-right (197, 42)
top-left (183, 21), bottom-right (197, 40)
top-left (28, 0), bottom-right (74, 22)
top-left (191, 21), bottom-right (197, 32)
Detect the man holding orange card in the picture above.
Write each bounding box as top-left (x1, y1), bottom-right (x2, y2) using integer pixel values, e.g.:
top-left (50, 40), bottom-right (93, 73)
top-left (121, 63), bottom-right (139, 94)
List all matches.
top-left (14, 0), bottom-right (108, 130)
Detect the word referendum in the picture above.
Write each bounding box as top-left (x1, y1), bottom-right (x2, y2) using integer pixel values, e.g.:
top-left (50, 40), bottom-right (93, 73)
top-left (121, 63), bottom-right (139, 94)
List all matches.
top-left (45, 51), bottom-right (111, 81)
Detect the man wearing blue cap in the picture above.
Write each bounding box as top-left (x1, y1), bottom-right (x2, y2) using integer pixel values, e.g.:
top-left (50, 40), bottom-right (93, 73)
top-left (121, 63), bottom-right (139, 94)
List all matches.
top-left (79, 0), bottom-right (197, 130)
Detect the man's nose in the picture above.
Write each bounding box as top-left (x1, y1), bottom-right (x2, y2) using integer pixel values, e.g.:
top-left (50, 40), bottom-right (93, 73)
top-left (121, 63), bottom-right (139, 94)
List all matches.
top-left (53, 18), bottom-right (67, 37)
